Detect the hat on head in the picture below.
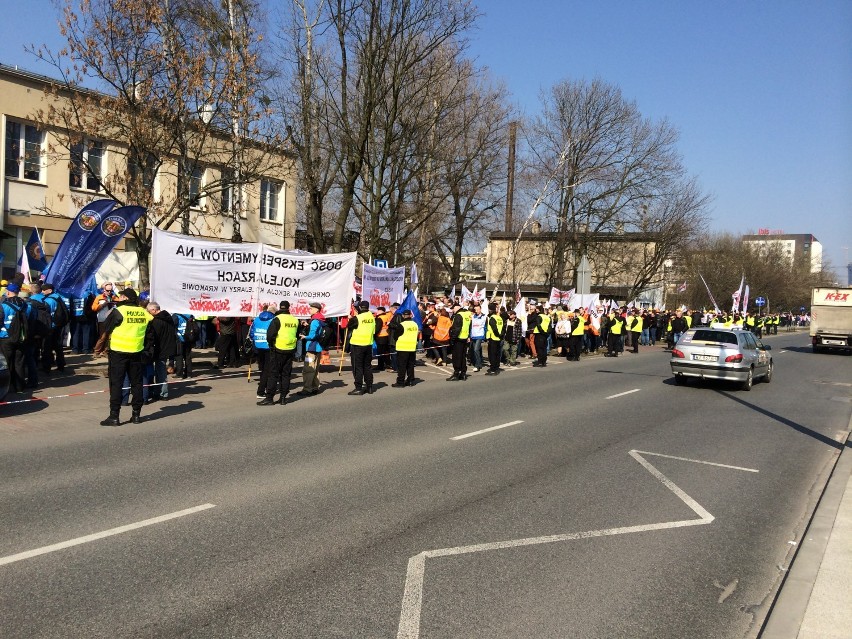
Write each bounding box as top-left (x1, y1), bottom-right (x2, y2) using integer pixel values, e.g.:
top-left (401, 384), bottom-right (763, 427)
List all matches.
top-left (357, 300), bottom-right (370, 310)
top-left (309, 301), bottom-right (322, 310)
top-left (139, 291), bottom-right (150, 302)
top-left (402, 309), bottom-right (413, 317)
top-left (6, 282), bottom-right (21, 293)
top-left (120, 288), bottom-right (138, 304)
top-left (42, 282), bottom-right (55, 291)
top-left (391, 302), bottom-right (400, 308)
top-left (280, 300), bottom-right (290, 310)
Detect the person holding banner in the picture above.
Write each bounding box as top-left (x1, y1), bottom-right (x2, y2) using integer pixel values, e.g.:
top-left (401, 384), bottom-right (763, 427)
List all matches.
top-left (258, 301), bottom-right (300, 406)
top-left (100, 289), bottom-right (153, 426)
top-left (347, 300), bottom-right (377, 395)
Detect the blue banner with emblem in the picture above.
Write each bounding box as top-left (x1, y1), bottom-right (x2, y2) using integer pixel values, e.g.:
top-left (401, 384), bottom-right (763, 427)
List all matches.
top-left (42, 199), bottom-right (145, 297)
top-left (24, 227), bottom-right (49, 272)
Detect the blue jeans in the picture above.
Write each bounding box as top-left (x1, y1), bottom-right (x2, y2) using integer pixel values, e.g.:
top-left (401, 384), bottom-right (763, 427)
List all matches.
top-left (641, 328), bottom-right (649, 345)
top-left (469, 339), bottom-right (484, 369)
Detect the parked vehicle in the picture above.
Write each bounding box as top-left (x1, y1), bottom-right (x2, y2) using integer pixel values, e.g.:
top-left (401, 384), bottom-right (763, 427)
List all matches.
top-left (811, 287), bottom-right (852, 354)
top-left (670, 325), bottom-right (772, 391)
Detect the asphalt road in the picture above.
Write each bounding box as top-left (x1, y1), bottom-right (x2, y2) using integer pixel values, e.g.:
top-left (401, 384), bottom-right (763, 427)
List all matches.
top-left (1, 331), bottom-right (850, 638)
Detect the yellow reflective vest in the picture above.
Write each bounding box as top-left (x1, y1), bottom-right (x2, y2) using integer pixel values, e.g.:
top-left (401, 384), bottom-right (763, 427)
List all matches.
top-left (609, 315), bottom-right (623, 335)
top-left (396, 320), bottom-right (419, 352)
top-left (534, 314), bottom-right (551, 334)
top-left (486, 314), bottom-right (504, 341)
top-left (457, 310), bottom-right (472, 339)
top-left (273, 314), bottom-right (300, 350)
top-left (350, 311), bottom-right (376, 346)
top-left (109, 306), bottom-right (151, 353)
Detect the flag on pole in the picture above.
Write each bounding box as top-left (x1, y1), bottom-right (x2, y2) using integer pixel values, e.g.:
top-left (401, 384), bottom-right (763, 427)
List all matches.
top-left (514, 297), bottom-right (528, 332)
top-left (24, 228), bottom-right (49, 272)
top-left (410, 262), bottom-right (418, 285)
top-left (677, 281), bottom-right (687, 293)
top-left (731, 274), bottom-right (745, 313)
top-left (500, 291), bottom-right (506, 311)
top-left (742, 284), bottom-right (750, 313)
top-left (449, 284), bottom-right (457, 301)
top-left (698, 273), bottom-right (720, 313)
top-left (394, 289), bottom-right (423, 330)
top-left (18, 242), bottom-right (32, 285)
top-left (460, 284), bottom-right (471, 302)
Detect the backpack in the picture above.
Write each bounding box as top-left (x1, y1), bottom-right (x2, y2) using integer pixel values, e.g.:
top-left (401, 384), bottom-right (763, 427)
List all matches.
top-left (48, 293), bottom-right (70, 328)
top-left (26, 297), bottom-right (53, 338)
top-left (315, 321), bottom-right (334, 350)
top-left (1, 301), bottom-right (27, 344)
top-left (176, 314), bottom-right (199, 345)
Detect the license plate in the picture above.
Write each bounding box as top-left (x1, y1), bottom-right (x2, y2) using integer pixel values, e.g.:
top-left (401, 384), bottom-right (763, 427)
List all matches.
top-left (693, 354), bottom-right (717, 362)
top-left (823, 339), bottom-right (844, 345)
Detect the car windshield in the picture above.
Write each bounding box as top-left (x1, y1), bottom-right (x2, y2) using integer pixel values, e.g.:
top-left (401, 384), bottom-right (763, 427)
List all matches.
top-left (691, 330), bottom-right (738, 345)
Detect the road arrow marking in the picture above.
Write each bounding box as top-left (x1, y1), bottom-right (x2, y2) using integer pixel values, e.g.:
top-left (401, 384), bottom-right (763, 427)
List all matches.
top-left (396, 450), bottom-right (758, 639)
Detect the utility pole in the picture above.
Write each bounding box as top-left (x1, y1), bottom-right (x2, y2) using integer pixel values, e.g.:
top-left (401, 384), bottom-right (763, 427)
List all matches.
top-left (505, 121), bottom-right (517, 233)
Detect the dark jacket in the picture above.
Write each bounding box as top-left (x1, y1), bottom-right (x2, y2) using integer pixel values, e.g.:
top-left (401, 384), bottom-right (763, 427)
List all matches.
top-left (148, 310), bottom-right (178, 360)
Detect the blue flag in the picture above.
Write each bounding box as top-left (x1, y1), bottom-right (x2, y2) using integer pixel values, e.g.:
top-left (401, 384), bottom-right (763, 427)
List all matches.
top-left (394, 289), bottom-right (423, 330)
top-left (24, 228), bottom-right (49, 271)
top-left (42, 199), bottom-right (145, 297)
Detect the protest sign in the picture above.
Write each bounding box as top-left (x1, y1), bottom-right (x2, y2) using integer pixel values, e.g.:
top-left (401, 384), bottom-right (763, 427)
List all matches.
top-left (150, 227), bottom-right (356, 318)
top-left (362, 263), bottom-right (405, 310)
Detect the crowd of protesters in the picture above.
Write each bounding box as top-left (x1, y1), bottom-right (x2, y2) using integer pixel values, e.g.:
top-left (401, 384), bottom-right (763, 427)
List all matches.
top-left (2, 269), bottom-right (805, 423)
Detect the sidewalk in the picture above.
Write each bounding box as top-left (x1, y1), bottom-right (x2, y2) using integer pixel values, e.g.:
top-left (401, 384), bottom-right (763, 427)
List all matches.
top-left (762, 425), bottom-right (852, 638)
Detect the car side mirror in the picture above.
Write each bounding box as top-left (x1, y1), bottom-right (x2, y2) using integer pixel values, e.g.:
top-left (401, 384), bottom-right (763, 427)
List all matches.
top-left (762, 344), bottom-right (771, 350)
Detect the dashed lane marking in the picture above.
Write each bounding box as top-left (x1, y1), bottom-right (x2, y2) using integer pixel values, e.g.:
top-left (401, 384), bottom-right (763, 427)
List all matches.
top-left (450, 420), bottom-right (524, 441)
top-left (606, 388), bottom-right (641, 399)
top-left (0, 504), bottom-right (216, 567)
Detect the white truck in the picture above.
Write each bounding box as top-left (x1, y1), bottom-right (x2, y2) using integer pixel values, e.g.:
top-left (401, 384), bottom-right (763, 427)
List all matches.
top-left (811, 287), bottom-right (852, 354)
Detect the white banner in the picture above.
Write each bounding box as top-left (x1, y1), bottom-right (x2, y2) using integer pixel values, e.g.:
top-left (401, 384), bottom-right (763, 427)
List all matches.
top-left (548, 287), bottom-right (575, 306)
top-left (362, 263), bottom-right (405, 310)
top-left (150, 227), bottom-right (356, 318)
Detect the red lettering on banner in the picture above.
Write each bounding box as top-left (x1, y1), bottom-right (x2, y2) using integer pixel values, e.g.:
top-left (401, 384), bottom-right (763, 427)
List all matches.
top-left (758, 228), bottom-right (769, 235)
top-left (825, 292), bottom-right (849, 302)
top-left (189, 298), bottom-right (231, 312)
top-left (240, 299), bottom-right (254, 313)
top-left (369, 288), bottom-right (390, 308)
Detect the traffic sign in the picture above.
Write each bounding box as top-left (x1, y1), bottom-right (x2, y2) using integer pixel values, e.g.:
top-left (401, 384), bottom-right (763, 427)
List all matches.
top-left (373, 259), bottom-right (388, 268)
top-left (755, 297), bottom-right (766, 307)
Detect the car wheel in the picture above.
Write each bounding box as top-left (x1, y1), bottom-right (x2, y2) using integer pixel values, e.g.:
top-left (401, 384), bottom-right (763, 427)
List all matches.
top-left (763, 361), bottom-right (772, 383)
top-left (741, 368), bottom-right (753, 391)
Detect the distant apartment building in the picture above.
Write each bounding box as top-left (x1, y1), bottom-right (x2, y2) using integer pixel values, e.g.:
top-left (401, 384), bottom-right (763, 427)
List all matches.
top-left (742, 232), bottom-right (822, 273)
top-left (0, 64), bottom-right (298, 280)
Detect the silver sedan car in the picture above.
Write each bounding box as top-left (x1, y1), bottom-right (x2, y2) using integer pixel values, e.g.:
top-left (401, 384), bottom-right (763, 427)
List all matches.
top-left (670, 326), bottom-right (773, 390)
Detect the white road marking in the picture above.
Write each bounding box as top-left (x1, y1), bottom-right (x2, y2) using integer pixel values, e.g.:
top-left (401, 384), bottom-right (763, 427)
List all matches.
top-left (606, 388), bottom-right (641, 399)
top-left (450, 420), bottom-right (524, 441)
top-left (396, 450), bottom-right (758, 639)
top-left (0, 504), bottom-right (216, 567)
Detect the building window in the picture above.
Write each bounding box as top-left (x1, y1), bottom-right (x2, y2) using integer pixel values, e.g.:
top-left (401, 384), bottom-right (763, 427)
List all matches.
top-left (260, 178), bottom-right (280, 222)
top-left (220, 168), bottom-right (234, 215)
top-left (69, 140), bottom-right (103, 191)
top-left (182, 162), bottom-right (204, 207)
top-left (5, 120), bottom-right (43, 181)
top-left (128, 152), bottom-right (158, 196)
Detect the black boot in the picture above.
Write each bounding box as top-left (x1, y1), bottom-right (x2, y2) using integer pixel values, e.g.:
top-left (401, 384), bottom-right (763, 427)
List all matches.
top-left (446, 374), bottom-right (459, 381)
top-left (100, 413), bottom-right (120, 427)
top-left (348, 388), bottom-right (366, 396)
top-left (131, 412), bottom-right (142, 424)
top-left (366, 386), bottom-right (374, 394)
top-left (257, 398), bottom-right (275, 405)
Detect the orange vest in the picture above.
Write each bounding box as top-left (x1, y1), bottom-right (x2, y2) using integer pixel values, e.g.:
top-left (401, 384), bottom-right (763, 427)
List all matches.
top-left (433, 315), bottom-right (452, 341)
top-left (377, 312), bottom-right (393, 338)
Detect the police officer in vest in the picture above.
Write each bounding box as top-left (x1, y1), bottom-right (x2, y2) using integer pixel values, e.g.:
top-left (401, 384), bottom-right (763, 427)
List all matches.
top-left (390, 309), bottom-right (418, 387)
top-left (605, 309), bottom-right (624, 357)
top-left (568, 309), bottom-right (586, 361)
top-left (100, 289), bottom-right (153, 426)
top-left (258, 300), bottom-right (300, 406)
top-left (447, 302), bottom-right (472, 381)
top-left (530, 303), bottom-right (551, 367)
top-left (485, 302), bottom-right (504, 374)
top-left (348, 300), bottom-right (377, 395)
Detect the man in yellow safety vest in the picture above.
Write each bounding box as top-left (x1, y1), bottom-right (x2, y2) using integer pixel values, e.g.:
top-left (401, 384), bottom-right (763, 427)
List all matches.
top-left (258, 300), bottom-right (300, 406)
top-left (100, 288), bottom-right (153, 426)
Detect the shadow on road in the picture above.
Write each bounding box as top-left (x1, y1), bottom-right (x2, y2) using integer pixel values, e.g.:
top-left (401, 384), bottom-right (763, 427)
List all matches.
top-left (145, 400), bottom-right (205, 421)
top-left (718, 390), bottom-right (845, 450)
top-left (596, 369), bottom-right (670, 379)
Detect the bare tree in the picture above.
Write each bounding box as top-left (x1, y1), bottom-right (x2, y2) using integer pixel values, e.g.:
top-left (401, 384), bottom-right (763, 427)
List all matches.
top-left (31, 0), bottom-right (278, 285)
top-left (519, 78), bottom-right (708, 295)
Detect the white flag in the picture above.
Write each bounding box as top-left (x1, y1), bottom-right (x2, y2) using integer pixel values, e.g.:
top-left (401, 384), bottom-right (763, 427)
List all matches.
top-left (460, 284), bottom-right (472, 302)
top-left (19, 244), bottom-right (32, 285)
top-left (450, 284), bottom-right (457, 301)
top-left (410, 262), bottom-right (418, 285)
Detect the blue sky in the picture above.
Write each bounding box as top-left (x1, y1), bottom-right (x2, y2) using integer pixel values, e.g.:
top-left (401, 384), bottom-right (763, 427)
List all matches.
top-left (2, 1), bottom-right (850, 277)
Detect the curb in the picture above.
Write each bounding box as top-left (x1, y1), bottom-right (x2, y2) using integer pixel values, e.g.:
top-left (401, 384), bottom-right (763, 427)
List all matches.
top-left (759, 414), bottom-right (852, 638)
